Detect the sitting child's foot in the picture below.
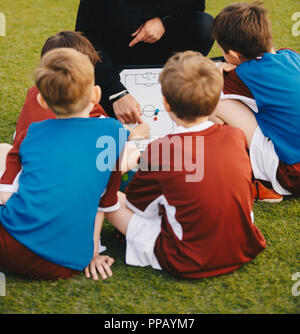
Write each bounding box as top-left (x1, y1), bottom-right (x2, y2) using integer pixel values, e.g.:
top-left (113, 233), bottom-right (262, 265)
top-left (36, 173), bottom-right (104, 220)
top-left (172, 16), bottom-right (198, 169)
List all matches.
top-left (252, 180), bottom-right (283, 203)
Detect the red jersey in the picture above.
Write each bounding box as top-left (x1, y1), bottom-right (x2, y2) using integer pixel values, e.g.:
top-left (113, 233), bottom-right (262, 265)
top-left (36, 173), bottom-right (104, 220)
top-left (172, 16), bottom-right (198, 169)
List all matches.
top-left (15, 85), bottom-right (107, 136)
top-left (126, 122), bottom-right (266, 279)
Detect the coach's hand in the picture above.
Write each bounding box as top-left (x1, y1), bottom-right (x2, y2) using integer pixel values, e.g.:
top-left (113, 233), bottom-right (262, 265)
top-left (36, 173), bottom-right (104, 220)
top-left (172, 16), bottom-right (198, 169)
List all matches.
top-left (113, 94), bottom-right (143, 124)
top-left (85, 254), bottom-right (114, 280)
top-left (129, 17), bottom-right (165, 47)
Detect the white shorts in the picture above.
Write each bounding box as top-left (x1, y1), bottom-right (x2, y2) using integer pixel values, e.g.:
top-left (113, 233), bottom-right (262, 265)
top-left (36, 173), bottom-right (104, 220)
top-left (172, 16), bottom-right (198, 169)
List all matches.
top-left (125, 213), bottom-right (162, 270)
top-left (249, 126), bottom-right (291, 195)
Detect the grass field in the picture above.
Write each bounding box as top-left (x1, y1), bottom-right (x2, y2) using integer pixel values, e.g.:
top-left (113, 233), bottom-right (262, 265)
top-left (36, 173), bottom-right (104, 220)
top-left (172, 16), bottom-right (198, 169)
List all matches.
top-left (0, 0), bottom-right (299, 314)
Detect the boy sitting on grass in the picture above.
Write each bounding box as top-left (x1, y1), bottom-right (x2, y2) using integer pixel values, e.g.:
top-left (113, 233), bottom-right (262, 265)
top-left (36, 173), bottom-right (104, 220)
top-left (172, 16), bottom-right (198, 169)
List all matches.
top-left (0, 31), bottom-right (149, 267)
top-left (0, 48), bottom-right (142, 280)
top-left (210, 1), bottom-right (300, 201)
top-left (105, 51), bottom-right (266, 279)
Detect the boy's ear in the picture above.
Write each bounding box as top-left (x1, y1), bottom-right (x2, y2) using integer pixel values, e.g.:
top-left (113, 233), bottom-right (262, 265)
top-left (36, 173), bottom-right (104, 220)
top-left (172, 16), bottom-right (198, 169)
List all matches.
top-left (37, 93), bottom-right (49, 110)
top-left (91, 85), bottom-right (101, 105)
top-left (227, 50), bottom-right (244, 65)
top-left (162, 96), bottom-right (171, 113)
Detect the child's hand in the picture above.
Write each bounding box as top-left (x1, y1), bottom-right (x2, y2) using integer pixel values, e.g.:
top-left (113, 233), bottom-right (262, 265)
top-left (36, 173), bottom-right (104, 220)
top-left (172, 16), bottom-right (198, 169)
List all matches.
top-left (216, 62), bottom-right (237, 73)
top-left (129, 122), bottom-right (150, 140)
top-left (84, 254), bottom-right (114, 280)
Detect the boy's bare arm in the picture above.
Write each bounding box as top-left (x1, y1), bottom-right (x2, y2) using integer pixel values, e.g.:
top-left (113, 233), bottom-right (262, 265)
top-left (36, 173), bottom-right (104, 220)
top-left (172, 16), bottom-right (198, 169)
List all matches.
top-left (85, 211), bottom-right (114, 281)
top-left (119, 142), bottom-right (141, 174)
top-left (0, 191), bottom-right (13, 205)
top-left (105, 191), bottom-right (134, 236)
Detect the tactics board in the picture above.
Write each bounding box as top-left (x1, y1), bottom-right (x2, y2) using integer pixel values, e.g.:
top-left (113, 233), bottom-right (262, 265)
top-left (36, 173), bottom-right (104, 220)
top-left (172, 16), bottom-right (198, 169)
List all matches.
top-left (120, 67), bottom-right (176, 151)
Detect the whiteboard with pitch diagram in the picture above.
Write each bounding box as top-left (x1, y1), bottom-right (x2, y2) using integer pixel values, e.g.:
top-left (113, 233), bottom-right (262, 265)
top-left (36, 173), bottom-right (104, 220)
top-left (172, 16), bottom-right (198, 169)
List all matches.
top-left (120, 67), bottom-right (176, 151)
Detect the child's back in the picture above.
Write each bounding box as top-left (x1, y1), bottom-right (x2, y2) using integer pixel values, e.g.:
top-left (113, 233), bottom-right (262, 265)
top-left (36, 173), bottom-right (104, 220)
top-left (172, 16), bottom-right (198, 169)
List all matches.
top-left (105, 52), bottom-right (266, 279)
top-left (235, 49), bottom-right (300, 165)
top-left (0, 117), bottom-right (125, 270)
top-left (0, 48), bottom-right (127, 280)
top-left (126, 122), bottom-right (265, 278)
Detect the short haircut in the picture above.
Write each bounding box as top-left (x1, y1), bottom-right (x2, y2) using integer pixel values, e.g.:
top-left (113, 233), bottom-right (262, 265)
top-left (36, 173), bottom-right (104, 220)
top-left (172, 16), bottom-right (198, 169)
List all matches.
top-left (159, 51), bottom-right (223, 121)
top-left (211, 2), bottom-right (273, 59)
top-left (41, 31), bottom-right (100, 66)
top-left (35, 48), bottom-right (94, 116)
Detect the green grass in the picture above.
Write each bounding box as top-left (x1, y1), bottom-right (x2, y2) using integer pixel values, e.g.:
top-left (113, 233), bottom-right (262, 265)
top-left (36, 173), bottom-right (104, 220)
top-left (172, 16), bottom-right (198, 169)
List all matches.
top-left (0, 0), bottom-right (299, 314)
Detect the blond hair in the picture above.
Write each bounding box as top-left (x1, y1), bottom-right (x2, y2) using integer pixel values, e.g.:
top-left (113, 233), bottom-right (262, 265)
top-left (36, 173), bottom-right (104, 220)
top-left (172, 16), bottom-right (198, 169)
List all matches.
top-left (159, 51), bottom-right (223, 121)
top-left (35, 48), bottom-right (94, 116)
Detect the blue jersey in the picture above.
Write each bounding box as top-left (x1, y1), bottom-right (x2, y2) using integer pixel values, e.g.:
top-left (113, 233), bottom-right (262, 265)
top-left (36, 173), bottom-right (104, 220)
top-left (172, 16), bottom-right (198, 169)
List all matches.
top-left (0, 117), bottom-right (128, 270)
top-left (236, 49), bottom-right (300, 165)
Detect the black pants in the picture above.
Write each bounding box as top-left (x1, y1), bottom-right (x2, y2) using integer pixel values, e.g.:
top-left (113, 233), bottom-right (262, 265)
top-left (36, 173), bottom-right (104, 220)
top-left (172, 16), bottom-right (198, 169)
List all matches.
top-left (102, 11), bottom-right (215, 116)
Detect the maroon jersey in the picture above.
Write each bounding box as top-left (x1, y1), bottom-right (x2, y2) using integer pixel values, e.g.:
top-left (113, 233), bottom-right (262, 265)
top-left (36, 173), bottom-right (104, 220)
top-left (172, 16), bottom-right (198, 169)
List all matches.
top-left (126, 122), bottom-right (266, 279)
top-left (15, 85), bottom-right (108, 137)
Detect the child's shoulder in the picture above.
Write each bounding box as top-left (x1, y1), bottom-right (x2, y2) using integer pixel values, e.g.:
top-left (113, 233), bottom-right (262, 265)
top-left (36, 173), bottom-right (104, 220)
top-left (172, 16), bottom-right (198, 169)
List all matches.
top-left (211, 124), bottom-right (248, 147)
top-left (277, 48), bottom-right (300, 56)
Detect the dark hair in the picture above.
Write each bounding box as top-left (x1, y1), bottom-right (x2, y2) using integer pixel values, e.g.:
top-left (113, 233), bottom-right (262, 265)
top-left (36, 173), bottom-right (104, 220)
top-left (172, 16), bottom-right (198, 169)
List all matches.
top-left (211, 2), bottom-right (273, 59)
top-left (41, 31), bottom-right (100, 66)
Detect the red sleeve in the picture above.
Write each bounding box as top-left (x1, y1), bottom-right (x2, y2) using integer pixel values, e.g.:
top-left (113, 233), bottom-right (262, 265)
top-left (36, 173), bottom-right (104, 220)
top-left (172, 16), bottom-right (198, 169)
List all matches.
top-left (223, 69), bottom-right (253, 98)
top-left (15, 86), bottom-right (56, 137)
top-left (98, 171), bottom-right (122, 212)
top-left (89, 104), bottom-right (108, 118)
top-left (0, 129), bottom-right (28, 192)
top-left (125, 144), bottom-right (163, 217)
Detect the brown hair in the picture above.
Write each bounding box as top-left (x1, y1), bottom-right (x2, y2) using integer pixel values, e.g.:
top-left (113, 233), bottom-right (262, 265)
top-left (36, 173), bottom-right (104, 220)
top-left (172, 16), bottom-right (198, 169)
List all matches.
top-left (41, 31), bottom-right (100, 66)
top-left (159, 51), bottom-right (223, 121)
top-left (211, 2), bottom-right (273, 60)
top-left (35, 48), bottom-right (94, 116)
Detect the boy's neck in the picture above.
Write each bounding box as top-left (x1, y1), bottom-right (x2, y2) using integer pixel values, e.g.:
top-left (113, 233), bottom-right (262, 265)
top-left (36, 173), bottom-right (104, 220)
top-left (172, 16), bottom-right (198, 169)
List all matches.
top-left (56, 103), bottom-right (93, 119)
top-left (238, 48), bottom-right (277, 64)
top-left (170, 112), bottom-right (210, 128)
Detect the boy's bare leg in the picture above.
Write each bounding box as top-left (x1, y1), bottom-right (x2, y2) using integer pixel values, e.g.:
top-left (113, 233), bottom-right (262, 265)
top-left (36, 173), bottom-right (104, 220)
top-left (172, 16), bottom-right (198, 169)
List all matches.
top-left (211, 99), bottom-right (258, 148)
top-left (105, 191), bottom-right (134, 236)
top-left (0, 143), bottom-right (12, 172)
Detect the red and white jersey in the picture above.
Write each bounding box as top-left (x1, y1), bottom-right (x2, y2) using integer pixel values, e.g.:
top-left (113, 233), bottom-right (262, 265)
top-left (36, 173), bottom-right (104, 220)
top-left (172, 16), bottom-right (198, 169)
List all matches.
top-left (222, 69), bottom-right (257, 112)
top-left (126, 122), bottom-right (266, 279)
